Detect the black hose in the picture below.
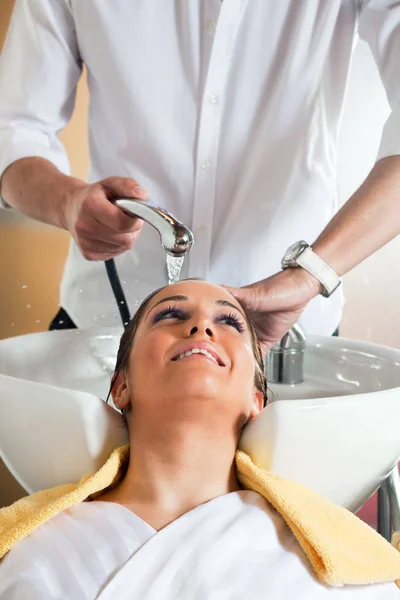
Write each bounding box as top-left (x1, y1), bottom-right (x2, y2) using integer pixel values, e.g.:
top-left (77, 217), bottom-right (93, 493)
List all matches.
top-left (105, 259), bottom-right (131, 329)
top-left (377, 483), bottom-right (391, 542)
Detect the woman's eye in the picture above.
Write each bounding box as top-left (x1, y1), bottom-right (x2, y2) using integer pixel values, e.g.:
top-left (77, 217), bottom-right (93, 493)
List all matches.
top-left (217, 312), bottom-right (246, 333)
top-left (152, 306), bottom-right (187, 324)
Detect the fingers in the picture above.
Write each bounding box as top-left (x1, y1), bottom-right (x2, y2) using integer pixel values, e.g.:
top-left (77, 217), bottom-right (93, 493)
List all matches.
top-left (100, 176), bottom-right (149, 201)
top-left (66, 176), bottom-right (150, 261)
top-left (89, 182), bottom-right (147, 233)
top-left (77, 197), bottom-right (144, 238)
top-left (74, 204), bottom-right (143, 259)
top-left (79, 229), bottom-right (142, 261)
top-left (220, 284), bottom-right (243, 300)
top-left (222, 283), bottom-right (265, 312)
top-left (79, 247), bottom-right (130, 262)
top-left (221, 284), bottom-right (239, 293)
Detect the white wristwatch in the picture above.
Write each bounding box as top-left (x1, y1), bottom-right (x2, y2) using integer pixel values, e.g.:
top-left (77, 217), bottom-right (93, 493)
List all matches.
top-left (281, 241), bottom-right (341, 298)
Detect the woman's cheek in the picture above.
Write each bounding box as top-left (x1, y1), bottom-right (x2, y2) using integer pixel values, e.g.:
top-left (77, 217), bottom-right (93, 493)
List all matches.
top-left (239, 343), bottom-right (258, 378)
top-left (141, 331), bottom-right (170, 365)
top-left (241, 340), bottom-right (256, 363)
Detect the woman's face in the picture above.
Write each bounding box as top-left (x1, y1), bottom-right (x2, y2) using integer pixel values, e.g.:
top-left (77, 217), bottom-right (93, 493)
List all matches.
top-left (113, 280), bottom-right (263, 429)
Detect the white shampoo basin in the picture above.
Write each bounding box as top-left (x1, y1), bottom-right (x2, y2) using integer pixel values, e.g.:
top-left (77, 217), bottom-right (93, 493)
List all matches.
top-left (240, 336), bottom-right (400, 512)
top-left (0, 329), bottom-right (399, 511)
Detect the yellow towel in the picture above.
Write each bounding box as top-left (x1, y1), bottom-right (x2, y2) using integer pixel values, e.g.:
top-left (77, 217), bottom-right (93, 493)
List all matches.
top-left (0, 446), bottom-right (399, 589)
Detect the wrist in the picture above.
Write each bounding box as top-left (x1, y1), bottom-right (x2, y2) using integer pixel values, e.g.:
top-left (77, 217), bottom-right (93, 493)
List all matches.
top-left (60, 176), bottom-right (87, 231)
top-left (281, 240), bottom-right (341, 298)
top-left (289, 265), bottom-right (324, 298)
top-left (311, 241), bottom-right (343, 277)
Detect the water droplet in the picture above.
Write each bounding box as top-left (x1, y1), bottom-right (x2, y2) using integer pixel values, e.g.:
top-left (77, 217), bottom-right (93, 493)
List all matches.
top-left (92, 316), bottom-right (98, 322)
top-left (79, 289), bottom-right (83, 293)
top-left (120, 301), bottom-right (125, 305)
top-left (122, 280), bottom-right (127, 285)
top-left (26, 304), bottom-right (31, 309)
top-left (36, 320), bottom-right (40, 323)
top-left (21, 285), bottom-right (28, 289)
top-left (124, 321), bottom-right (129, 326)
top-left (11, 323), bottom-right (15, 327)
top-left (59, 320), bottom-right (64, 325)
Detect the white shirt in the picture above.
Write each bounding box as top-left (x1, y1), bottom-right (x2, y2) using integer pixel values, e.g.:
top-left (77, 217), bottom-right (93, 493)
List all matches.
top-left (0, 1), bottom-right (399, 332)
top-left (0, 492), bottom-right (397, 599)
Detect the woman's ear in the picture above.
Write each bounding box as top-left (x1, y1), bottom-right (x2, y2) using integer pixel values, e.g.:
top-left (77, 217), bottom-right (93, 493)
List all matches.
top-left (111, 371), bottom-right (130, 411)
top-left (249, 388), bottom-right (264, 420)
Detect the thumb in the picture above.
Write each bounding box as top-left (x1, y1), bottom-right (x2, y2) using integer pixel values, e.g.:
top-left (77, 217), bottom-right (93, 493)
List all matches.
top-left (221, 283), bottom-right (243, 297)
top-left (221, 283), bottom-right (261, 311)
top-left (100, 176), bottom-right (150, 201)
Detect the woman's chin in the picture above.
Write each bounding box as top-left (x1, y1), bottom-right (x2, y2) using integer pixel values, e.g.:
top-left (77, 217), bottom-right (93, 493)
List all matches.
top-left (168, 373), bottom-right (227, 401)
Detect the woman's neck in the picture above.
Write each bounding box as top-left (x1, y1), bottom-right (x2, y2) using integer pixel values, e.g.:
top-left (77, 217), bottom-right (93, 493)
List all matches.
top-left (100, 418), bottom-right (241, 530)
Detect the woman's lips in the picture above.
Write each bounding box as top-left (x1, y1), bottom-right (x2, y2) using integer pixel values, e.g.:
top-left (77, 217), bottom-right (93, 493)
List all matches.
top-left (171, 343), bottom-right (225, 366)
top-left (174, 349), bottom-right (219, 365)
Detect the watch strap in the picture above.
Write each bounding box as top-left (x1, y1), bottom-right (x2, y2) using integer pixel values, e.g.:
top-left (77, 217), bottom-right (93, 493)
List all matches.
top-left (295, 246), bottom-right (341, 298)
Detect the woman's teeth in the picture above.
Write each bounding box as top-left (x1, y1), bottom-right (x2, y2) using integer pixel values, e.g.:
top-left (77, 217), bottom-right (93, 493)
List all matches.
top-left (176, 348), bottom-right (218, 364)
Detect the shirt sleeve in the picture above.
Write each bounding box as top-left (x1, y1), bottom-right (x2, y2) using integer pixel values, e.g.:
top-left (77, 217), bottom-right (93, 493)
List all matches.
top-left (0, 0), bottom-right (82, 207)
top-left (358, 0), bottom-right (400, 161)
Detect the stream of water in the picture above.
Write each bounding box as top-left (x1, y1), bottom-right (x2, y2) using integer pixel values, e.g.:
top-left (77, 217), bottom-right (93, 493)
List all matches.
top-left (166, 254), bottom-right (185, 285)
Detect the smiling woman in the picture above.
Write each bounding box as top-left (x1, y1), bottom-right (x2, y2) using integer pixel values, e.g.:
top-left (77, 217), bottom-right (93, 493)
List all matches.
top-left (1, 281), bottom-right (399, 599)
top-left (107, 280), bottom-right (267, 418)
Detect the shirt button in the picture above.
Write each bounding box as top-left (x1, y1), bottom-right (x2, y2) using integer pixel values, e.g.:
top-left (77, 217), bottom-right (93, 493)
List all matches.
top-left (201, 160), bottom-right (211, 170)
top-left (208, 21), bottom-right (217, 33)
top-left (198, 225), bottom-right (208, 235)
top-left (208, 93), bottom-right (217, 104)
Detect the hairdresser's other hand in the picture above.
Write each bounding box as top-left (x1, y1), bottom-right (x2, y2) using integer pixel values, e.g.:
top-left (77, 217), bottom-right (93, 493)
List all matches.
top-left (63, 176), bottom-right (149, 261)
top-left (225, 268), bottom-right (322, 354)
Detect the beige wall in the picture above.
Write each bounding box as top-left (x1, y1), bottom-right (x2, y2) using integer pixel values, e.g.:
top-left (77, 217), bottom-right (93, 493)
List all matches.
top-left (338, 42), bottom-right (400, 348)
top-left (0, 1), bottom-right (13, 45)
top-left (0, 0), bottom-right (90, 342)
top-left (0, 1), bottom-right (89, 506)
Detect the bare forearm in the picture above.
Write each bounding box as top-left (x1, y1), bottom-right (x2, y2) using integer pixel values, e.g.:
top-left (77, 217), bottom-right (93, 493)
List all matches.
top-left (313, 156), bottom-right (400, 276)
top-left (0, 157), bottom-right (85, 230)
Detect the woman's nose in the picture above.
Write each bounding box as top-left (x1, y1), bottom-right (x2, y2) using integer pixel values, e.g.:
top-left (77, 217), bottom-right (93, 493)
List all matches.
top-left (188, 324), bottom-right (213, 338)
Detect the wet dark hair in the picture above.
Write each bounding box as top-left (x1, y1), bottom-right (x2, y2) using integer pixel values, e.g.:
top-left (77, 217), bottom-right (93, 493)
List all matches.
top-left (106, 282), bottom-right (268, 412)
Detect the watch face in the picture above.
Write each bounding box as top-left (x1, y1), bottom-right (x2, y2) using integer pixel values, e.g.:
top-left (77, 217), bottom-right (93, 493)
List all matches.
top-left (282, 241), bottom-right (308, 267)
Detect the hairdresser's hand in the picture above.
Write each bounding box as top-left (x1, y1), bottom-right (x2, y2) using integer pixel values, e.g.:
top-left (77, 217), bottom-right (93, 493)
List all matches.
top-left (225, 268), bottom-right (322, 354)
top-left (63, 176), bottom-right (149, 261)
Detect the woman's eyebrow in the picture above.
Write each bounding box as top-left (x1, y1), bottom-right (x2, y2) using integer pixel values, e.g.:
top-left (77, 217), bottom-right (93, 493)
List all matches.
top-left (146, 295), bottom-right (188, 318)
top-left (215, 299), bottom-right (246, 319)
top-left (153, 294), bottom-right (188, 308)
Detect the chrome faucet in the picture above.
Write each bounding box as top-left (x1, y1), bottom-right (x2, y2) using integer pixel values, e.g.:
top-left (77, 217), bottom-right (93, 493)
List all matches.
top-left (114, 198), bottom-right (194, 257)
top-left (106, 198), bottom-right (194, 328)
top-left (266, 324), bottom-right (306, 384)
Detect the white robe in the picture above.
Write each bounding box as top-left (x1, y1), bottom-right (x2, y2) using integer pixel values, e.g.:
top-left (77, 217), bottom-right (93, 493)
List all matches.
top-left (0, 491), bottom-right (397, 599)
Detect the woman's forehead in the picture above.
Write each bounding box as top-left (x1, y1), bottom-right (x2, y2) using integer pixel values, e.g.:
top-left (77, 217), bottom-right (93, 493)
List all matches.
top-left (147, 280), bottom-right (240, 310)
